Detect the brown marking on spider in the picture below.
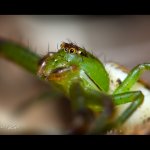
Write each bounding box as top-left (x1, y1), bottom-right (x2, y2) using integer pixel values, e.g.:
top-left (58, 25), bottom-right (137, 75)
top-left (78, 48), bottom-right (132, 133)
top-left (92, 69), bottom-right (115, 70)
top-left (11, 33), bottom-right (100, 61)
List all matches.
top-left (60, 42), bottom-right (79, 51)
top-left (48, 65), bottom-right (78, 81)
top-left (60, 42), bottom-right (87, 57)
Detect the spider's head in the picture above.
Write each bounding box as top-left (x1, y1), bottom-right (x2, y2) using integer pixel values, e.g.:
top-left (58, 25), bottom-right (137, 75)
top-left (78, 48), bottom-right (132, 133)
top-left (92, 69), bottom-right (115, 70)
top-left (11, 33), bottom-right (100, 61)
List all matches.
top-left (37, 42), bottom-right (109, 93)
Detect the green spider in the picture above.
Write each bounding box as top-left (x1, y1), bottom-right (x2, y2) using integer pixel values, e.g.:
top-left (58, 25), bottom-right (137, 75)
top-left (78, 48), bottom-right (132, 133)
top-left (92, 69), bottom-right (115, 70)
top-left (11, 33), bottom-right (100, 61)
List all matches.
top-left (37, 42), bottom-right (150, 134)
top-left (0, 40), bottom-right (150, 134)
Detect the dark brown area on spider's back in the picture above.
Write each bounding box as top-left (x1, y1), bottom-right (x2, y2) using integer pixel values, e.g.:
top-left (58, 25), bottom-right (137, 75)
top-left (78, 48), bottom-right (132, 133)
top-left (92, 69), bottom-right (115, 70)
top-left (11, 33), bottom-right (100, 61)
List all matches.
top-left (61, 42), bottom-right (87, 57)
top-left (61, 42), bottom-right (80, 51)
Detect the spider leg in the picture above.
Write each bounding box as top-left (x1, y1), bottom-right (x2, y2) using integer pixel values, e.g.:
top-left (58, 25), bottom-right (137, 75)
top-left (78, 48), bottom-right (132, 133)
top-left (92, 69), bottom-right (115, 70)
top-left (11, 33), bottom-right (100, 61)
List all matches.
top-left (112, 91), bottom-right (144, 126)
top-left (111, 63), bottom-right (150, 127)
top-left (114, 63), bottom-right (150, 94)
top-left (69, 82), bottom-right (115, 134)
top-left (87, 91), bottom-right (144, 134)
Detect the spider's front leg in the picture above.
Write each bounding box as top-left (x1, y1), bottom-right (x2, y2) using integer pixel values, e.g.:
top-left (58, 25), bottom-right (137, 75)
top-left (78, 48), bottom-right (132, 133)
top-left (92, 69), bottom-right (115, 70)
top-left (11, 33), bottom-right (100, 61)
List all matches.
top-left (110, 63), bottom-right (150, 127)
top-left (114, 63), bottom-right (150, 94)
top-left (112, 91), bottom-right (144, 126)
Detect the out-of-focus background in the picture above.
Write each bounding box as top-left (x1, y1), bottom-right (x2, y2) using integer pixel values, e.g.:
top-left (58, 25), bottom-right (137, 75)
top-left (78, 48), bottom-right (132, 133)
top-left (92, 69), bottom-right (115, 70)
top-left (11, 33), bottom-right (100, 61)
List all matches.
top-left (0, 15), bottom-right (150, 134)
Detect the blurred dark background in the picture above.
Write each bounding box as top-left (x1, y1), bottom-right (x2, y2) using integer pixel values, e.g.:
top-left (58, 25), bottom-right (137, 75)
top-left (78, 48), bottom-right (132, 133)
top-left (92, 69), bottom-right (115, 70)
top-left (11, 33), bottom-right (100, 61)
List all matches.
top-left (0, 15), bottom-right (150, 134)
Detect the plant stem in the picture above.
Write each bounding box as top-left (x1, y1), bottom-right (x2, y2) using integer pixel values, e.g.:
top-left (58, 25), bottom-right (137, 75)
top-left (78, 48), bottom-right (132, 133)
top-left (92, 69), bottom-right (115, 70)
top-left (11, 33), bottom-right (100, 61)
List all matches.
top-left (0, 39), bottom-right (40, 75)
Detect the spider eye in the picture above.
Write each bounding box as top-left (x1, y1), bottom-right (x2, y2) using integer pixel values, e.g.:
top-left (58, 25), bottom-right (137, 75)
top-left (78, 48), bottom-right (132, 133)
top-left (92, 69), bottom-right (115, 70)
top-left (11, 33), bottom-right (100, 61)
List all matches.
top-left (64, 48), bottom-right (68, 52)
top-left (69, 48), bottom-right (76, 53)
top-left (78, 50), bottom-right (86, 56)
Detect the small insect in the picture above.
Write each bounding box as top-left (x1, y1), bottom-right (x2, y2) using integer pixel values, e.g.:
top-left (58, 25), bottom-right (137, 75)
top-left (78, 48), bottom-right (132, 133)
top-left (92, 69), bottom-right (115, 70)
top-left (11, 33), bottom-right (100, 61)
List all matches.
top-left (1, 40), bottom-right (150, 134)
